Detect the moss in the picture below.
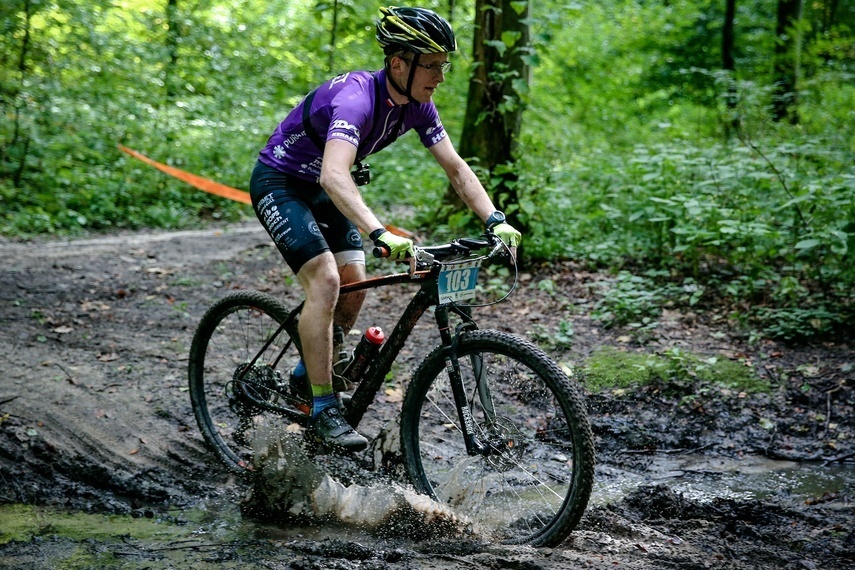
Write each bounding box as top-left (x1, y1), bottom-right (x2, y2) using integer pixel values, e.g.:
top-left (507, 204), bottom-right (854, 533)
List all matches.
top-left (583, 347), bottom-right (656, 391)
top-left (583, 346), bottom-right (770, 394)
top-left (0, 504), bottom-right (191, 545)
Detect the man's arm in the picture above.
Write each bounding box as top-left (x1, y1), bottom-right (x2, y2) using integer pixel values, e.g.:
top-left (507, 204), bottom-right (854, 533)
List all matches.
top-left (319, 139), bottom-right (385, 234)
top-left (427, 136), bottom-right (497, 222)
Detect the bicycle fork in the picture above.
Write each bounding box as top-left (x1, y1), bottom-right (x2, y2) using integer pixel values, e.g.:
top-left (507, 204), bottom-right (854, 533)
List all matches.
top-left (435, 306), bottom-right (496, 457)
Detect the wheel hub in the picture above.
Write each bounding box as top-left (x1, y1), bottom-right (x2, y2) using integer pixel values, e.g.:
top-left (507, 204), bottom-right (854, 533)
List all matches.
top-left (229, 363), bottom-right (280, 417)
top-left (481, 416), bottom-right (525, 471)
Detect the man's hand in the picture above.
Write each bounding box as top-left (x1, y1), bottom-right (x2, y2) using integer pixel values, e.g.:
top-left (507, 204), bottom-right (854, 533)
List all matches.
top-left (372, 230), bottom-right (414, 260)
top-left (491, 222), bottom-right (522, 247)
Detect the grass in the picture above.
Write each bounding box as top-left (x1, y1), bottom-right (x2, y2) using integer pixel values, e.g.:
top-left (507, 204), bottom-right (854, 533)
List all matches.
top-left (583, 346), bottom-right (770, 395)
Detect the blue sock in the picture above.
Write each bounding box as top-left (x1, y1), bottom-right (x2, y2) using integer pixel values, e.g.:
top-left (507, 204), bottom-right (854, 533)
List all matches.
top-left (311, 383), bottom-right (338, 418)
top-left (293, 359), bottom-right (306, 378)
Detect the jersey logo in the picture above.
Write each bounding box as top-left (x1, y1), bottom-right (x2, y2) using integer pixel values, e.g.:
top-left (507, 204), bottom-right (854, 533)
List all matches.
top-left (329, 72), bottom-right (350, 87)
top-left (430, 130), bottom-right (447, 145)
top-left (330, 120), bottom-right (360, 137)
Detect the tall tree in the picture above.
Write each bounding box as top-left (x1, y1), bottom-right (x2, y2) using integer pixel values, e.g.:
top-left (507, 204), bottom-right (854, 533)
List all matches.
top-left (4, 0), bottom-right (33, 187)
top-left (772, 0), bottom-right (803, 123)
top-left (164, 0), bottom-right (180, 101)
top-left (722, 0), bottom-right (740, 136)
top-left (451, 0), bottom-right (531, 231)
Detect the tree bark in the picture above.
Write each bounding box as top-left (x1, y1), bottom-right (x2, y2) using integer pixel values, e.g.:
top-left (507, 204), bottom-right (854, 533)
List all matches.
top-left (449, 0), bottom-right (531, 231)
top-left (772, 0), bottom-right (803, 124)
top-left (164, 0), bottom-right (180, 100)
top-left (722, 0), bottom-right (740, 137)
top-left (7, 0), bottom-right (33, 187)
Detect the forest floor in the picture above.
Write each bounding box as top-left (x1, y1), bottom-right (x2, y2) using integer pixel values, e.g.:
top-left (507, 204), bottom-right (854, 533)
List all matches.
top-left (0, 221), bottom-right (852, 569)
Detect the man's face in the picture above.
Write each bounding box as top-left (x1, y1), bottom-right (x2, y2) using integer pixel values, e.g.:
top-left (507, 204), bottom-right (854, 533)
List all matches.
top-left (392, 52), bottom-right (449, 103)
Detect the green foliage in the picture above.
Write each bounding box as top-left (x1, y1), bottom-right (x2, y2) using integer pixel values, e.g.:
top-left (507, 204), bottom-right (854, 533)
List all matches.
top-left (1, 0), bottom-right (852, 343)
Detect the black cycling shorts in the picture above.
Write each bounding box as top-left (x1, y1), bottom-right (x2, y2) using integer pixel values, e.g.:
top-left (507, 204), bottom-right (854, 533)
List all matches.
top-left (249, 160), bottom-right (364, 275)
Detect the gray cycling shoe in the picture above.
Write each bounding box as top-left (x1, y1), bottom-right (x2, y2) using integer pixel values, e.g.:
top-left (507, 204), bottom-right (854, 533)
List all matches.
top-left (306, 407), bottom-right (368, 452)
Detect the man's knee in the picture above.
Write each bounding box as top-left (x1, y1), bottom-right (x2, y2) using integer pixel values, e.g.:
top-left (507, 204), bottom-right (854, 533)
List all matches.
top-left (298, 254), bottom-right (340, 307)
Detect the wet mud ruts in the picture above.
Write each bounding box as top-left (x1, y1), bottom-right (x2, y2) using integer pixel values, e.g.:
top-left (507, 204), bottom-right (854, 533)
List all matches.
top-left (0, 224), bottom-right (852, 569)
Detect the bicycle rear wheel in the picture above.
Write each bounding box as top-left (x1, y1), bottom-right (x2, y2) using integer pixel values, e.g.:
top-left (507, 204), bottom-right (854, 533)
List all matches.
top-left (188, 291), bottom-right (305, 474)
top-left (400, 329), bottom-right (595, 546)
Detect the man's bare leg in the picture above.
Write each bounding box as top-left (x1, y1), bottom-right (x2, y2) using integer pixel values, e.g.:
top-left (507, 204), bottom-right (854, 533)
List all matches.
top-left (331, 262), bottom-right (367, 386)
top-left (296, 253), bottom-right (339, 392)
top-left (295, 253), bottom-right (368, 451)
top-left (334, 262), bottom-right (367, 331)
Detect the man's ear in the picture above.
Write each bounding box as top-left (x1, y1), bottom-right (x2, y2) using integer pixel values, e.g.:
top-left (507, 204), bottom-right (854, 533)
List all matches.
top-left (389, 54), bottom-right (407, 74)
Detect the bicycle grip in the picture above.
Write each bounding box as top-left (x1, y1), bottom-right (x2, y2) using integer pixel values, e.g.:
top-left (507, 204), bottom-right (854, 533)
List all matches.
top-left (372, 245), bottom-right (390, 258)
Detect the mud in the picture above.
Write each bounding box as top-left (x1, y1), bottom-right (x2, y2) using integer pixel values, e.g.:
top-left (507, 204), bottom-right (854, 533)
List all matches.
top-left (0, 222), bottom-right (852, 569)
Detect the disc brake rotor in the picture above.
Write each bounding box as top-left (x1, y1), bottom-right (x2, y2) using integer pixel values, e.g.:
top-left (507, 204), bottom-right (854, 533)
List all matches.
top-left (482, 416), bottom-right (526, 471)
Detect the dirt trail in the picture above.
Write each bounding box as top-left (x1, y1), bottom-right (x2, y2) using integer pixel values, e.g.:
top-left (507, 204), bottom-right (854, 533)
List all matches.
top-left (0, 223), bottom-right (852, 569)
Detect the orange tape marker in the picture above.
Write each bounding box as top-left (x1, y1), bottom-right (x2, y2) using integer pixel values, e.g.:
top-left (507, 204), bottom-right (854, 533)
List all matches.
top-left (118, 144), bottom-right (417, 240)
top-left (118, 144), bottom-right (251, 205)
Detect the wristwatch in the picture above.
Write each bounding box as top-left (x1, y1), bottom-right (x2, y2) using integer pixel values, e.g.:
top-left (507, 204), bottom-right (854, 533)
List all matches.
top-left (485, 210), bottom-right (506, 230)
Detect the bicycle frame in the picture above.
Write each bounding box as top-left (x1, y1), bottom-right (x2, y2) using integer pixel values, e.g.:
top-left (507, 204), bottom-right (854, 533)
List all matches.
top-left (240, 260), bottom-right (493, 457)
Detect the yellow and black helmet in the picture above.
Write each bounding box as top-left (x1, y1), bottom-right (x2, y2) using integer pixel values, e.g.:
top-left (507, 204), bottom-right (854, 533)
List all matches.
top-left (376, 6), bottom-right (457, 54)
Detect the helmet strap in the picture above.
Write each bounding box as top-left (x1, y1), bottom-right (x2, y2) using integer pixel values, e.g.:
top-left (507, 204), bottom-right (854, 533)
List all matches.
top-left (385, 52), bottom-right (420, 103)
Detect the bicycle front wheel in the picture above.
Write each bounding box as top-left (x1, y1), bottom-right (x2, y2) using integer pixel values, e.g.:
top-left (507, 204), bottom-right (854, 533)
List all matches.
top-left (188, 291), bottom-right (305, 474)
top-left (400, 330), bottom-right (595, 546)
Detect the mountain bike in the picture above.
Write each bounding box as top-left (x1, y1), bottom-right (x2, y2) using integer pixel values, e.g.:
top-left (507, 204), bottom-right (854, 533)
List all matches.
top-left (187, 233), bottom-right (595, 546)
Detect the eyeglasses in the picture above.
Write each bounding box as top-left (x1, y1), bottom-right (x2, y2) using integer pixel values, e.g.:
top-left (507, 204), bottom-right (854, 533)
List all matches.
top-left (401, 58), bottom-right (452, 74)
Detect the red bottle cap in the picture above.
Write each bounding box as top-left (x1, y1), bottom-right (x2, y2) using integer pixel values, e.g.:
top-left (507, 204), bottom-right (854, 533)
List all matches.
top-left (366, 326), bottom-right (385, 344)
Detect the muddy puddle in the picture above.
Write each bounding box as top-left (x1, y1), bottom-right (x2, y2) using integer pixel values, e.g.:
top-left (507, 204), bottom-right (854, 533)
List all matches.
top-left (3, 454), bottom-right (851, 567)
top-left (595, 453), bottom-right (855, 505)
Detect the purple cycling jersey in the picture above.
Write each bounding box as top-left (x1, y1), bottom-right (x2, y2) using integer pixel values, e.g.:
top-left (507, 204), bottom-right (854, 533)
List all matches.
top-left (258, 69), bottom-right (448, 182)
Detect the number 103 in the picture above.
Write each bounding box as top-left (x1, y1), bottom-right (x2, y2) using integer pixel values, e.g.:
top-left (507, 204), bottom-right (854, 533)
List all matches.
top-left (444, 269), bottom-right (473, 292)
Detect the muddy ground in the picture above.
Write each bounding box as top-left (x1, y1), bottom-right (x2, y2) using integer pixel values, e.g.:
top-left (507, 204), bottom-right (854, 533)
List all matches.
top-left (0, 222), bottom-right (852, 569)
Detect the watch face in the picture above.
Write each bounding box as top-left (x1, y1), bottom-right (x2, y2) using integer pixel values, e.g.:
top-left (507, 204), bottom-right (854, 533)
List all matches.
top-left (488, 211), bottom-right (506, 227)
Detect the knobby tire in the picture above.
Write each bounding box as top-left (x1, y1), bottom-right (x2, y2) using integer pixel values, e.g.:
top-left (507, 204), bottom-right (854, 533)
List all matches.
top-left (400, 329), bottom-right (595, 546)
top-left (188, 291), bottom-right (302, 475)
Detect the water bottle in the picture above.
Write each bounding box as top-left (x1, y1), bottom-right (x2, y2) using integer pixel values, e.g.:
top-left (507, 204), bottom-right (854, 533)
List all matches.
top-left (342, 326), bottom-right (385, 382)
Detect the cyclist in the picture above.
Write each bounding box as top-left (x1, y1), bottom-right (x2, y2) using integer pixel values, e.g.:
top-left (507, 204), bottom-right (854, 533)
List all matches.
top-left (249, 6), bottom-right (522, 452)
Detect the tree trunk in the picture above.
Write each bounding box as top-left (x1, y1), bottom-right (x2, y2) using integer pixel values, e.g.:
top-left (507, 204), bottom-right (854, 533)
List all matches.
top-left (446, 0), bottom-right (531, 231)
top-left (722, 0), bottom-right (739, 136)
top-left (772, 0), bottom-right (803, 124)
top-left (7, 0), bottom-right (33, 187)
top-left (164, 0), bottom-right (180, 100)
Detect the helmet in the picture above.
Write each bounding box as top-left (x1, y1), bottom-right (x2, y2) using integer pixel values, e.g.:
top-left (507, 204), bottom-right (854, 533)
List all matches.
top-left (376, 6), bottom-right (457, 55)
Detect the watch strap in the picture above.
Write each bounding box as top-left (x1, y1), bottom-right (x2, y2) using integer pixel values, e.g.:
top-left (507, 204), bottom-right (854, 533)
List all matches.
top-left (485, 211), bottom-right (506, 229)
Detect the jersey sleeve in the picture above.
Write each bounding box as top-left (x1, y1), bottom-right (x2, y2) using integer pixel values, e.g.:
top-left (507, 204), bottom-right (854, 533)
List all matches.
top-left (325, 73), bottom-right (372, 149)
top-left (414, 102), bottom-right (448, 148)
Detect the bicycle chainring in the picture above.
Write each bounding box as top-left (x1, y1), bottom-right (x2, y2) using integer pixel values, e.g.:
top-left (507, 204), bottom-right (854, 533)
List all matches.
top-left (229, 363), bottom-right (282, 417)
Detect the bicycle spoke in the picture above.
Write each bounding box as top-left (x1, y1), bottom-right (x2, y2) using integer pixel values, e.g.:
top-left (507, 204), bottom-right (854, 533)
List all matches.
top-left (189, 292), bottom-right (305, 474)
top-left (403, 330), bottom-right (593, 545)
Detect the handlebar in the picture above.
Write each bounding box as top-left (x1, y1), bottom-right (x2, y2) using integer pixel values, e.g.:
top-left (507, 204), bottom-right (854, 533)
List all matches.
top-left (372, 233), bottom-right (504, 268)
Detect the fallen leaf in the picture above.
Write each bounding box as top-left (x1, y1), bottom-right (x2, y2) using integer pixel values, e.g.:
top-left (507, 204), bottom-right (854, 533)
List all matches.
top-left (129, 448), bottom-right (139, 455)
top-left (384, 387), bottom-right (403, 402)
top-left (53, 325), bottom-right (73, 334)
top-left (97, 353), bottom-right (119, 362)
top-left (758, 417), bottom-right (775, 430)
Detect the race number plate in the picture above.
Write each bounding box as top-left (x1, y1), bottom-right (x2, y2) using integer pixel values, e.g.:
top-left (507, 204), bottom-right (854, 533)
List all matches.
top-left (437, 260), bottom-right (481, 304)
